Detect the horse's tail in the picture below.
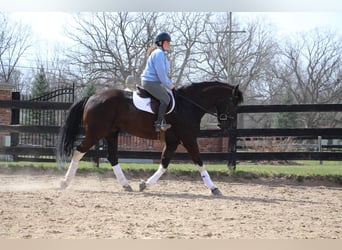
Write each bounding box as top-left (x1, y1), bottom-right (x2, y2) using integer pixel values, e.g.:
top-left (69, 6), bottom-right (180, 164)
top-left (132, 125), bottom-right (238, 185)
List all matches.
top-left (56, 97), bottom-right (89, 167)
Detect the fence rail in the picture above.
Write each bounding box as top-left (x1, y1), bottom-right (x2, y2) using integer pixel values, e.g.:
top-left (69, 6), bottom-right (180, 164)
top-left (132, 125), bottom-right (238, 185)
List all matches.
top-left (0, 147), bottom-right (341, 162)
top-left (0, 99), bottom-right (341, 165)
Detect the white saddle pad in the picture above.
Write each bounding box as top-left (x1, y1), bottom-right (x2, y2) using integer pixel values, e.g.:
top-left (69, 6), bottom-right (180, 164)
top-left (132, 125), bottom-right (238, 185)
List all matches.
top-left (132, 88), bottom-right (175, 114)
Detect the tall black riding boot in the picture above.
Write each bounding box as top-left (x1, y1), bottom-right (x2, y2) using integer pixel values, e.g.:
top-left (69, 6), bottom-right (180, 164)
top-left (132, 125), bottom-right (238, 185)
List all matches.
top-left (154, 103), bottom-right (171, 132)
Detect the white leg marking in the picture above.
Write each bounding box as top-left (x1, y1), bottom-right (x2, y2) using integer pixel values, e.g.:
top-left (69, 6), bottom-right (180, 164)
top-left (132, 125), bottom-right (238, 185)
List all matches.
top-left (72, 149), bottom-right (85, 162)
top-left (197, 165), bottom-right (216, 190)
top-left (64, 160), bottom-right (79, 180)
top-left (146, 164), bottom-right (166, 185)
top-left (61, 150), bottom-right (85, 188)
top-left (112, 164), bottom-right (129, 187)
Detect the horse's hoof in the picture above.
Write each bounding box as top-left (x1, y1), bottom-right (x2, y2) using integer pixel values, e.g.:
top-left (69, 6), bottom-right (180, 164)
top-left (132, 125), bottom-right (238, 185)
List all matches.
top-left (123, 185), bottom-right (133, 192)
top-left (211, 187), bottom-right (222, 196)
top-left (139, 181), bottom-right (147, 192)
top-left (60, 179), bottom-right (69, 190)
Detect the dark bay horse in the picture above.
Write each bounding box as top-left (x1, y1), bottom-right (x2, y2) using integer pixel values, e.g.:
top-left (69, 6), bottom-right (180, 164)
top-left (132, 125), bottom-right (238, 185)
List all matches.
top-left (57, 81), bottom-right (243, 195)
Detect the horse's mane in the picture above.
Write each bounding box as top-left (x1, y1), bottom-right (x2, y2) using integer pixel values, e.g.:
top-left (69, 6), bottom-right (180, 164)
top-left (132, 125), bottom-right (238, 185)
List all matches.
top-left (176, 81), bottom-right (243, 104)
top-left (177, 81), bottom-right (234, 93)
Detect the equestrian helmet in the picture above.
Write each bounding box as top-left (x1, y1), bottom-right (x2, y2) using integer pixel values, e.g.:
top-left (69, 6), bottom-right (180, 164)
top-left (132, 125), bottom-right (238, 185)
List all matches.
top-left (154, 32), bottom-right (171, 44)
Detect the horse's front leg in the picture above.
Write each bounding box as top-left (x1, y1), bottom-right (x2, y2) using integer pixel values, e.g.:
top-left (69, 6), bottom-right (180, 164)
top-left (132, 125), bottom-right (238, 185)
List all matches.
top-left (182, 138), bottom-right (222, 196)
top-left (106, 132), bottom-right (132, 192)
top-left (139, 139), bottom-right (178, 191)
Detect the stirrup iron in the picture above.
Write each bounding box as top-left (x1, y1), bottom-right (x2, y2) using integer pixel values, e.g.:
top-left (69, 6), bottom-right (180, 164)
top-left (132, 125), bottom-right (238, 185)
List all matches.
top-left (155, 120), bottom-right (171, 132)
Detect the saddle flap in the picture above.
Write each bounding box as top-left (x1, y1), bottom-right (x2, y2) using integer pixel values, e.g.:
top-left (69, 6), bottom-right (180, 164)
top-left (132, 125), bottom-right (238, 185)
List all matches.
top-left (133, 86), bottom-right (175, 115)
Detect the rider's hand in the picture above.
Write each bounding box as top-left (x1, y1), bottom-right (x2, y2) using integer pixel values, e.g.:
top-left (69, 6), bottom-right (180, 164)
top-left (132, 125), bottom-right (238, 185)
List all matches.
top-left (169, 84), bottom-right (175, 90)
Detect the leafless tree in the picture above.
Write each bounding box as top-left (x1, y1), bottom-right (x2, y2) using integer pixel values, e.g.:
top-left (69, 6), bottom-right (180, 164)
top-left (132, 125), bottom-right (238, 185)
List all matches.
top-left (65, 12), bottom-right (162, 88)
top-left (194, 13), bottom-right (279, 127)
top-left (195, 14), bottom-right (278, 101)
top-left (274, 29), bottom-right (342, 127)
top-left (64, 12), bottom-right (279, 91)
top-left (0, 13), bottom-right (32, 84)
top-left (34, 45), bottom-right (75, 87)
top-left (166, 12), bottom-right (212, 85)
top-left (63, 12), bottom-right (282, 128)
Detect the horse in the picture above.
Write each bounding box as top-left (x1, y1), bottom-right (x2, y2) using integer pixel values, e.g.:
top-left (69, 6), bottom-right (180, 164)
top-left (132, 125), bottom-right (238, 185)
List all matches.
top-left (56, 81), bottom-right (243, 196)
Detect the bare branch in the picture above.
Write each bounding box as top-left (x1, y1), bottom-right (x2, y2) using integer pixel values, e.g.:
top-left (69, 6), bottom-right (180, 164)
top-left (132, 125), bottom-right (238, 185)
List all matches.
top-left (0, 13), bottom-right (32, 84)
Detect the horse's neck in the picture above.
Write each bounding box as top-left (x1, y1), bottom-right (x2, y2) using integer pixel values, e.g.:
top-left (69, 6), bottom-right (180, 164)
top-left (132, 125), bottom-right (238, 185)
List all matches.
top-left (176, 90), bottom-right (216, 116)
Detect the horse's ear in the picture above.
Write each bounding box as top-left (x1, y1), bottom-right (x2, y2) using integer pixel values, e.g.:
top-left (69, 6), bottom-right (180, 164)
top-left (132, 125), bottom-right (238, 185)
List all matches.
top-left (233, 84), bottom-right (239, 96)
top-left (233, 84), bottom-right (243, 104)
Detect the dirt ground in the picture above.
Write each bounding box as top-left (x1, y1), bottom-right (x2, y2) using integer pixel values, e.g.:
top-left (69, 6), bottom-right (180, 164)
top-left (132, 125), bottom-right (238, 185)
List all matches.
top-left (0, 170), bottom-right (341, 239)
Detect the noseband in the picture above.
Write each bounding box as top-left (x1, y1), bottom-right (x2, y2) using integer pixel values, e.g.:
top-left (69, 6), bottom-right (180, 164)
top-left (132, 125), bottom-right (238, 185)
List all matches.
top-left (217, 110), bottom-right (236, 129)
top-left (218, 106), bottom-right (235, 121)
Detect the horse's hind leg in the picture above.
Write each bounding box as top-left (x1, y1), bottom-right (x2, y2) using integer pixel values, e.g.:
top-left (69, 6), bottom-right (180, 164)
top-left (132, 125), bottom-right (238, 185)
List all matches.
top-left (106, 132), bottom-right (132, 192)
top-left (139, 139), bottom-right (179, 191)
top-left (60, 149), bottom-right (85, 189)
top-left (60, 136), bottom-right (96, 189)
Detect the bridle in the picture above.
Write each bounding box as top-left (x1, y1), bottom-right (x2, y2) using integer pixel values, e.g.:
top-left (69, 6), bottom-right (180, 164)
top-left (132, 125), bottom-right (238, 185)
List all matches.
top-left (176, 92), bottom-right (236, 128)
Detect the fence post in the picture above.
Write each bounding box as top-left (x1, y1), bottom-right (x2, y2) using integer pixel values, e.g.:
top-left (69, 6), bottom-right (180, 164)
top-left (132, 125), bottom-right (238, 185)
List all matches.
top-left (318, 136), bottom-right (322, 165)
top-left (11, 92), bottom-right (20, 143)
top-left (72, 82), bottom-right (75, 102)
top-left (227, 112), bottom-right (237, 170)
top-left (0, 84), bottom-right (13, 161)
top-left (11, 92), bottom-right (20, 161)
top-left (95, 141), bottom-right (100, 168)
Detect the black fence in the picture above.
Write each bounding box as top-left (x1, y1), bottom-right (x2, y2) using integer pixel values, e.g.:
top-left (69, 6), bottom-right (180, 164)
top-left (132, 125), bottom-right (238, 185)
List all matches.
top-left (0, 90), bottom-right (341, 167)
top-left (12, 85), bottom-right (74, 150)
top-left (228, 104), bottom-right (342, 167)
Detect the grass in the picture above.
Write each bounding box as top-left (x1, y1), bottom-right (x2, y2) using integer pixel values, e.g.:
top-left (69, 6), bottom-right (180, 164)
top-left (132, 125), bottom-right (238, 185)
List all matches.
top-left (232, 161), bottom-right (342, 177)
top-left (0, 160), bottom-right (341, 178)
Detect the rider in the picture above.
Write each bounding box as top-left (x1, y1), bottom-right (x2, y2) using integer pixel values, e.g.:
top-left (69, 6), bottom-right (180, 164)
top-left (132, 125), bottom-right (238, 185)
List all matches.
top-left (141, 32), bottom-right (175, 132)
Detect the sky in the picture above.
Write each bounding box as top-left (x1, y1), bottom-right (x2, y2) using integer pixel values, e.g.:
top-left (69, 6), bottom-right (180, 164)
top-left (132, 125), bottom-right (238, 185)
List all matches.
top-left (10, 12), bottom-right (342, 44)
top-left (10, 12), bottom-right (73, 45)
top-left (2, 0), bottom-right (342, 12)
top-left (6, 11), bottom-right (342, 73)
top-left (237, 12), bottom-right (342, 35)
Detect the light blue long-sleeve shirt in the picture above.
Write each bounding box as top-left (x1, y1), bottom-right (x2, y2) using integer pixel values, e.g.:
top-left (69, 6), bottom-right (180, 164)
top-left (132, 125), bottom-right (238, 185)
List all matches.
top-left (141, 46), bottom-right (172, 88)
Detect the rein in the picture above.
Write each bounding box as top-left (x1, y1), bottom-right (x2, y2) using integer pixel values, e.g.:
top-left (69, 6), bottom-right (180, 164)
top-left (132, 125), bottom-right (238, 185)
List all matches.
top-left (176, 92), bottom-right (219, 118)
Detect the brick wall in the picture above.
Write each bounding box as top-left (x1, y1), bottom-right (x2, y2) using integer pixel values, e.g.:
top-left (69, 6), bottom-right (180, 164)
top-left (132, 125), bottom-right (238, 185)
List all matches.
top-left (118, 133), bottom-right (228, 153)
top-left (0, 84), bottom-right (12, 146)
